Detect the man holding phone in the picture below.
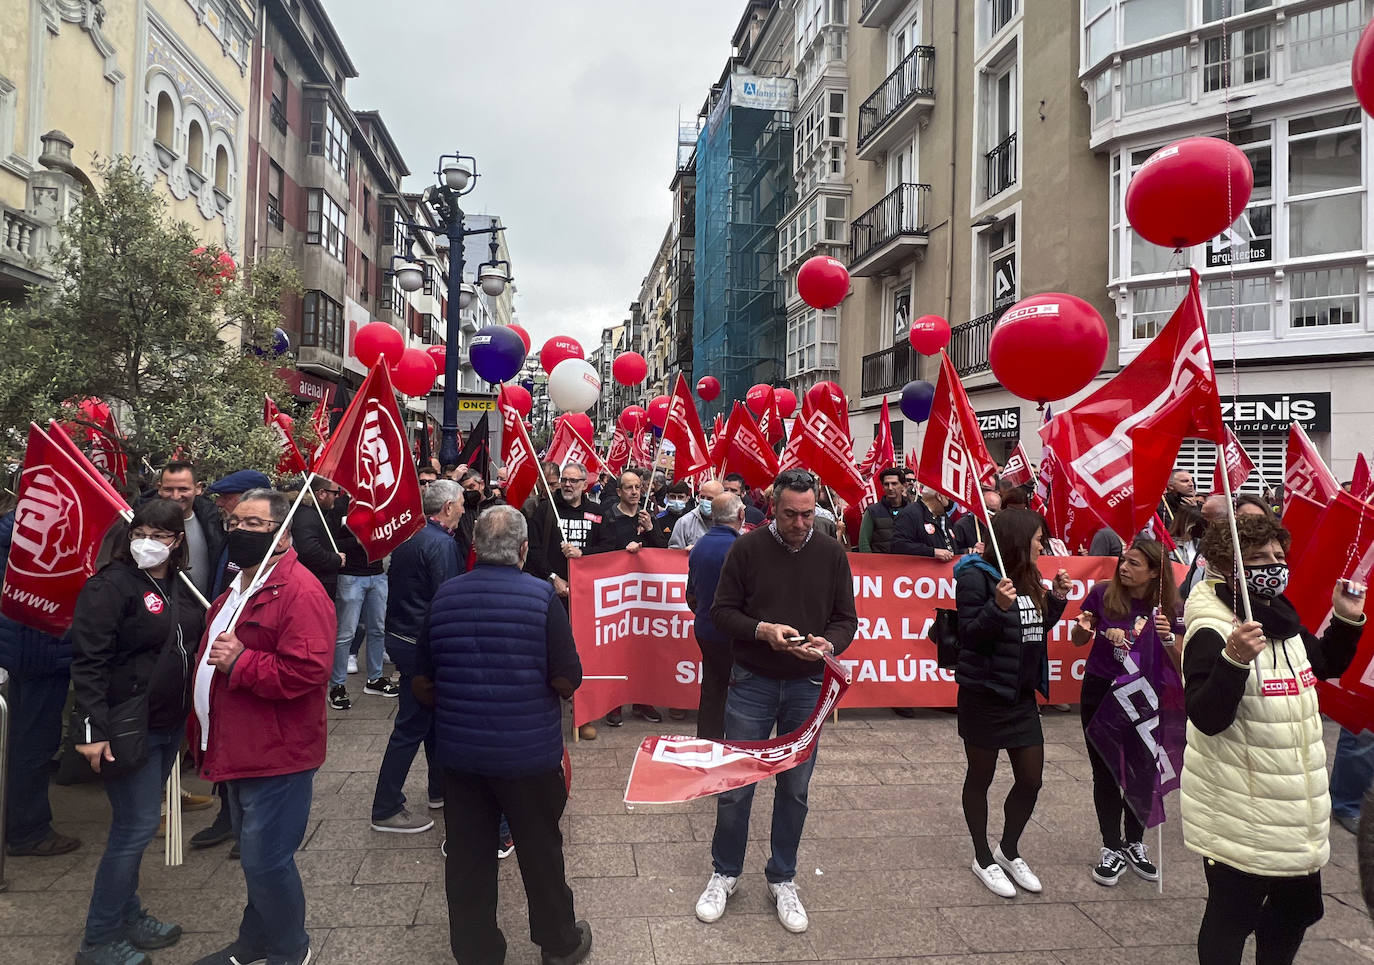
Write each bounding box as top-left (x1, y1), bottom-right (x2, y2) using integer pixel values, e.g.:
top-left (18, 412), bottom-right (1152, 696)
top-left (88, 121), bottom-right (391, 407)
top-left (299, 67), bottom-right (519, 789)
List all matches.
top-left (694, 469), bottom-right (858, 935)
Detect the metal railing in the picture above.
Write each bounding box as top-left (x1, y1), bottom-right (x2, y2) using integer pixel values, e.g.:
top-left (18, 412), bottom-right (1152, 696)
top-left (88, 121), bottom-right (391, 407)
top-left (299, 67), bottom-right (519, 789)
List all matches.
top-left (859, 0), bottom-right (881, 20)
top-left (270, 98), bottom-right (287, 135)
top-left (860, 341), bottom-right (918, 397)
top-left (857, 46), bottom-right (936, 151)
top-left (850, 183), bottom-right (931, 266)
top-left (985, 133), bottom-right (1017, 199)
top-left (949, 305), bottom-right (1009, 378)
top-left (266, 200), bottom-right (284, 231)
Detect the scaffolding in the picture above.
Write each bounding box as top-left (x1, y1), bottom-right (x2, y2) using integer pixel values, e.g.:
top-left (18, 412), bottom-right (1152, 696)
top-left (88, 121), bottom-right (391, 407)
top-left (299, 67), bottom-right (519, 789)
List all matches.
top-left (693, 75), bottom-right (795, 417)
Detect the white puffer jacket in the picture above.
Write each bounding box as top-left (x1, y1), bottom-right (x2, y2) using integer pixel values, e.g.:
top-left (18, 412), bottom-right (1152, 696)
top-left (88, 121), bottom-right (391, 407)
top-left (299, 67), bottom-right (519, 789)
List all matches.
top-left (1180, 579), bottom-right (1329, 877)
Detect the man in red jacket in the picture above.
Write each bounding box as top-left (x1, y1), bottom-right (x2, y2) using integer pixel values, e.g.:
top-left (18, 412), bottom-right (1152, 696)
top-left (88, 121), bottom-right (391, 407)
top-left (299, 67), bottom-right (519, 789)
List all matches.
top-left (187, 488), bottom-right (335, 965)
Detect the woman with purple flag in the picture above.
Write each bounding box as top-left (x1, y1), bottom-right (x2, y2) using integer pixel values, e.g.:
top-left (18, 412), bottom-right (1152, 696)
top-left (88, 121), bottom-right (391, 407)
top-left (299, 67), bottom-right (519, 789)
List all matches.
top-left (1182, 514), bottom-right (1366, 965)
top-left (1071, 538), bottom-right (1181, 887)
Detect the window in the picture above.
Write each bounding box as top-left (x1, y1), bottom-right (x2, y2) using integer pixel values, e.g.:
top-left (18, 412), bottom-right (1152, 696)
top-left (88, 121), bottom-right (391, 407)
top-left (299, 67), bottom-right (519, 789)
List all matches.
top-left (271, 63), bottom-right (288, 133)
top-left (359, 253), bottom-right (370, 301)
top-left (981, 55), bottom-right (1018, 199)
top-left (1131, 284), bottom-right (1182, 339)
top-left (786, 306), bottom-right (838, 376)
top-left (267, 162), bottom-right (284, 230)
top-left (1203, 274), bottom-right (1272, 334)
top-left (306, 189), bottom-right (346, 260)
top-left (1289, 1), bottom-right (1362, 74)
top-left (1287, 108), bottom-right (1362, 257)
top-left (301, 291), bottom-right (344, 356)
top-left (1206, 125), bottom-right (1272, 267)
top-left (1083, 0), bottom-right (1114, 66)
top-left (214, 146), bottom-right (229, 195)
top-left (1290, 266), bottom-right (1360, 329)
top-left (155, 92), bottom-right (175, 148)
top-left (1203, 0), bottom-right (1270, 21)
top-left (980, 0), bottom-right (1018, 46)
top-left (1092, 70), bottom-right (1112, 125)
top-left (1203, 25), bottom-right (1271, 91)
top-left (1123, 0), bottom-right (1187, 45)
top-left (307, 99), bottom-right (347, 177)
top-left (186, 121), bottom-right (204, 173)
top-left (1122, 45), bottom-right (1187, 113)
top-left (981, 218), bottom-right (1018, 313)
top-left (362, 186), bottom-right (372, 233)
top-left (823, 196), bottom-right (847, 243)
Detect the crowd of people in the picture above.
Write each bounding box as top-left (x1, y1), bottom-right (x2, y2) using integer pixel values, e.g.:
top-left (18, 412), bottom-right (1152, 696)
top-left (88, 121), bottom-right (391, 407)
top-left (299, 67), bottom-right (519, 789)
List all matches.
top-left (0, 450), bottom-right (1369, 965)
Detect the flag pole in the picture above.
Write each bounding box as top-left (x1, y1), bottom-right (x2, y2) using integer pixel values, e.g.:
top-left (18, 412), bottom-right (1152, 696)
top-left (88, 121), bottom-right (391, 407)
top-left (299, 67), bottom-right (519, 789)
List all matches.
top-left (975, 484), bottom-right (1007, 575)
top-left (1215, 455), bottom-right (1253, 621)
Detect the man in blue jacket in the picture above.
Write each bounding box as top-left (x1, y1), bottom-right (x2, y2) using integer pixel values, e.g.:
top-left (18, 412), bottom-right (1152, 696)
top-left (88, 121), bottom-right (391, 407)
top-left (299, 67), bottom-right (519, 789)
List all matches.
top-left (686, 492), bottom-right (745, 740)
top-left (414, 504), bottom-right (591, 965)
top-left (370, 480), bottom-right (464, 835)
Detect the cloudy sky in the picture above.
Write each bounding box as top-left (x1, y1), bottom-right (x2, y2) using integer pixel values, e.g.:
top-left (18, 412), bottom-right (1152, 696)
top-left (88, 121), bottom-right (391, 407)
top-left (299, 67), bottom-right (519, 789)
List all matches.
top-left (329, 0), bottom-right (744, 356)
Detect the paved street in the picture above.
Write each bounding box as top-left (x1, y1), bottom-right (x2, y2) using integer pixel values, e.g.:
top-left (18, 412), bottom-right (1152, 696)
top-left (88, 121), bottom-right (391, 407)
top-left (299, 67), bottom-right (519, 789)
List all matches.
top-left (5, 688), bottom-right (1374, 964)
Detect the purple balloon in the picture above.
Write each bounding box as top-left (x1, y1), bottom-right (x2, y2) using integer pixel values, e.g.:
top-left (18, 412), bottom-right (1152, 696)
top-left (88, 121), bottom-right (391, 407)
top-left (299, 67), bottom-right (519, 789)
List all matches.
top-left (470, 325), bottom-right (525, 384)
top-left (900, 380), bottom-right (936, 423)
top-left (271, 327), bottom-right (290, 355)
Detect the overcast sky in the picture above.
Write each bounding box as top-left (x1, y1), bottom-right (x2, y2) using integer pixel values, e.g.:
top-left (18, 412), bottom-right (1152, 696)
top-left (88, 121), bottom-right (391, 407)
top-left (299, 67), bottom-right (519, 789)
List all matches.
top-left (328, 0), bottom-right (743, 357)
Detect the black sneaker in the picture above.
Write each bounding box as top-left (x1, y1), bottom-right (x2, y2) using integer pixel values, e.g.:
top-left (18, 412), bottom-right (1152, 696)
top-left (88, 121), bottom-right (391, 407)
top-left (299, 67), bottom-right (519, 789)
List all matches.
top-left (1123, 841), bottom-right (1159, 881)
top-left (541, 920), bottom-right (592, 965)
top-left (891, 707), bottom-right (917, 719)
top-left (328, 685), bottom-right (351, 710)
top-left (124, 910), bottom-right (182, 950)
top-left (272, 946), bottom-right (312, 965)
top-left (189, 941), bottom-right (267, 965)
top-left (632, 704), bottom-right (662, 723)
top-left (364, 676), bottom-right (399, 697)
top-left (1091, 846), bottom-right (1127, 886)
top-left (605, 709), bottom-right (623, 727)
top-left (75, 939), bottom-right (150, 965)
top-left (190, 812), bottom-right (233, 849)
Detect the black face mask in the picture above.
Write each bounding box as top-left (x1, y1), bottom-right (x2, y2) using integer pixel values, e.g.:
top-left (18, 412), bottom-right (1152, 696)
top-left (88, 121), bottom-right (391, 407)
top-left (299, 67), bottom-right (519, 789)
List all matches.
top-left (226, 528), bottom-right (281, 569)
top-left (463, 489), bottom-right (482, 510)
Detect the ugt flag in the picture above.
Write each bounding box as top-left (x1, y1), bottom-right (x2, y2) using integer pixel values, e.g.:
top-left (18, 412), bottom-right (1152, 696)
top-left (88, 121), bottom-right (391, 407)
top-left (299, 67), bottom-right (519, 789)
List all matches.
top-left (918, 351), bottom-right (999, 523)
top-left (265, 395), bottom-right (309, 476)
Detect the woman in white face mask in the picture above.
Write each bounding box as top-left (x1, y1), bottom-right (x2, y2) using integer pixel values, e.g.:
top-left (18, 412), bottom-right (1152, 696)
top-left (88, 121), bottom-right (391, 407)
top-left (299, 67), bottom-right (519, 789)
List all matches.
top-left (69, 498), bottom-right (205, 965)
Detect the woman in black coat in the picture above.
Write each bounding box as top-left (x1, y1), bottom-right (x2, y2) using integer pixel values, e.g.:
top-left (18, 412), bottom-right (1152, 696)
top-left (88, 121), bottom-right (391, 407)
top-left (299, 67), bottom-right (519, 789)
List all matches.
top-left (952, 508), bottom-right (1071, 899)
top-left (70, 499), bottom-right (205, 965)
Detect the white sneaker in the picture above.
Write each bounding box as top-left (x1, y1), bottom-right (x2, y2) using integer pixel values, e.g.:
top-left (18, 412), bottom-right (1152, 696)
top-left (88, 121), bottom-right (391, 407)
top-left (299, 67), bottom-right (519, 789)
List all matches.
top-left (972, 859), bottom-right (1017, 898)
top-left (347, 655), bottom-right (358, 674)
top-left (694, 873), bottom-right (737, 923)
top-left (994, 845), bottom-right (1043, 893)
top-left (768, 880), bottom-right (809, 934)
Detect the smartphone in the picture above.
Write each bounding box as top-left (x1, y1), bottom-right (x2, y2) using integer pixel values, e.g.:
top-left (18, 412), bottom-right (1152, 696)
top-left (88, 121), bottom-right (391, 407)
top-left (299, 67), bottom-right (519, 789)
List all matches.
top-left (785, 635), bottom-right (806, 644)
top-left (1340, 579), bottom-right (1366, 598)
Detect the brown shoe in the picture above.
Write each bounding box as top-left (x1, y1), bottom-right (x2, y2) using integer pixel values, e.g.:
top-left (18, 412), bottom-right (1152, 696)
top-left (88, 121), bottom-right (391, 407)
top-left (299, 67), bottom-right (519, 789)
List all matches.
top-left (180, 791), bottom-right (215, 811)
top-left (578, 724), bottom-right (598, 741)
top-left (6, 830), bottom-right (80, 857)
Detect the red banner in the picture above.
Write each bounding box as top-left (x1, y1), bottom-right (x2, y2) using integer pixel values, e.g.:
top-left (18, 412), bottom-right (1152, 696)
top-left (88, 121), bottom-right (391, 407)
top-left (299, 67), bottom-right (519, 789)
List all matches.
top-left (624, 656), bottom-right (851, 804)
top-left (569, 549), bottom-right (1117, 727)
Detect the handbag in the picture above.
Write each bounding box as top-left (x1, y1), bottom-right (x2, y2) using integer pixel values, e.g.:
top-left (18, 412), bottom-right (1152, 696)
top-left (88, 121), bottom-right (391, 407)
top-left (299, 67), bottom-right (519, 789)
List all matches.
top-left (933, 607), bottom-right (960, 669)
top-left (99, 690), bottom-right (150, 779)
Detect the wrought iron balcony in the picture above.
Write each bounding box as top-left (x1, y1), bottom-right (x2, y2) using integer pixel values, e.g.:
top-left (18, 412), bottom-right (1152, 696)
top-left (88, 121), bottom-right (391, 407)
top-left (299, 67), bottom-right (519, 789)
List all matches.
top-left (860, 341), bottom-right (918, 398)
top-left (849, 183), bottom-right (931, 277)
top-left (985, 133), bottom-right (1017, 200)
top-left (857, 46), bottom-right (935, 158)
top-left (949, 306), bottom-right (1009, 378)
top-left (270, 98), bottom-right (287, 135)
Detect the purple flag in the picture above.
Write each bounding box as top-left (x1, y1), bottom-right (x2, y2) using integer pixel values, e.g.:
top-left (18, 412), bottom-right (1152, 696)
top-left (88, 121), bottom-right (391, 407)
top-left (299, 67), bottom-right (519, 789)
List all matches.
top-left (1085, 617), bottom-right (1187, 829)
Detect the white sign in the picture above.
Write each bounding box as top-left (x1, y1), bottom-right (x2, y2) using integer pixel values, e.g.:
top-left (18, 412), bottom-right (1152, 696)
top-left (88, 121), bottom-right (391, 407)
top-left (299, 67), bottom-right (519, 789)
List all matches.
top-left (730, 73), bottom-right (797, 113)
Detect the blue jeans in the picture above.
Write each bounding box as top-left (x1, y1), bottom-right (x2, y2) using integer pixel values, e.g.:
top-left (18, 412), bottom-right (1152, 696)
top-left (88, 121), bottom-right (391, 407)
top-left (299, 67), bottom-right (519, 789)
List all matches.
top-left (332, 574), bottom-right (387, 685)
top-left (1330, 727), bottom-right (1374, 820)
top-left (84, 728), bottom-right (181, 944)
top-left (710, 665), bottom-right (822, 884)
top-left (4, 667), bottom-right (69, 849)
top-left (227, 769), bottom-right (315, 961)
top-left (371, 637), bottom-right (441, 821)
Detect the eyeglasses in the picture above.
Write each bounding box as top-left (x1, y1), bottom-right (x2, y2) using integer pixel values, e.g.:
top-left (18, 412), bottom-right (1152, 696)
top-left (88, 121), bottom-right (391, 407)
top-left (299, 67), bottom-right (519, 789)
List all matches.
top-left (130, 530), bottom-right (177, 543)
top-left (418, 479), bottom-right (434, 487)
top-left (224, 516), bottom-right (281, 532)
top-left (559, 477), bottom-right (586, 485)
top-left (320, 488), bottom-right (343, 495)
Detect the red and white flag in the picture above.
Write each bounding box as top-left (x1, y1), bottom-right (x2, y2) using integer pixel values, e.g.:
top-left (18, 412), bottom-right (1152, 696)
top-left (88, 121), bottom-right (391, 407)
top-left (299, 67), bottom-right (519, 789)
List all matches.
top-left (548, 417), bottom-right (604, 477)
top-left (1211, 427), bottom-right (1256, 496)
top-left (498, 386), bottom-right (540, 510)
top-left (663, 373), bottom-right (712, 479)
top-left (719, 403), bottom-right (780, 491)
top-left (1285, 423), bottom-right (1340, 512)
top-left (758, 390), bottom-right (786, 447)
top-left (905, 449), bottom-right (918, 473)
top-left (624, 656), bottom-right (851, 804)
top-left (312, 362), bottom-right (424, 561)
top-left (1040, 270), bottom-right (1225, 540)
top-left (858, 398), bottom-right (897, 478)
top-left (629, 421), bottom-right (653, 468)
top-left (918, 352), bottom-right (999, 524)
top-left (1001, 442), bottom-right (1034, 488)
top-left (308, 394), bottom-right (333, 468)
top-left (606, 422), bottom-right (631, 477)
top-left (707, 414), bottom-right (727, 471)
top-left (1353, 453), bottom-right (1373, 502)
top-left (1, 424), bottom-right (129, 635)
top-left (265, 396), bottom-right (309, 476)
top-left (794, 404), bottom-right (867, 504)
top-left (62, 398), bottom-right (128, 486)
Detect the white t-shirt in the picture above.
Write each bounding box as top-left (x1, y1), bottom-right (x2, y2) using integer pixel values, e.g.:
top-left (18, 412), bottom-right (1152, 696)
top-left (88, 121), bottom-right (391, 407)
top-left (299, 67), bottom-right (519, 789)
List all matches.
top-left (195, 574), bottom-right (243, 751)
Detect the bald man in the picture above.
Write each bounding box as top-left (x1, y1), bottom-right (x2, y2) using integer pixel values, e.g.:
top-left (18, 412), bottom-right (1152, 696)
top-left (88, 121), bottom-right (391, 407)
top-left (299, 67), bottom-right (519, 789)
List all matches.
top-left (670, 480), bottom-right (724, 549)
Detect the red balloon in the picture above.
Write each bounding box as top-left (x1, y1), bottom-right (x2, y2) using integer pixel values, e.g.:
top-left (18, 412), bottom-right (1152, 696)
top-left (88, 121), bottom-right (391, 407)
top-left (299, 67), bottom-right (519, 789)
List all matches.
top-left (541, 335), bottom-right (584, 375)
top-left (990, 293), bottom-right (1109, 404)
top-left (806, 380), bottom-right (846, 414)
top-left (425, 345), bottom-right (448, 371)
top-left (696, 376), bottom-right (720, 401)
top-left (391, 347), bottom-right (437, 397)
top-left (507, 323), bottom-right (532, 354)
top-left (557, 412), bottom-right (594, 442)
top-left (611, 352), bottom-right (648, 387)
top-left (773, 387), bottom-right (797, 418)
top-left (908, 315), bottom-right (951, 355)
top-left (354, 322), bottom-right (405, 368)
top-left (619, 405), bottom-right (648, 432)
top-left (647, 395), bottom-right (670, 429)
top-left (1356, 20), bottom-right (1374, 116)
top-left (503, 384), bottom-right (532, 418)
top-left (1125, 137), bottom-right (1254, 250)
top-left (745, 384), bottom-right (773, 416)
top-left (796, 255), bottom-right (850, 310)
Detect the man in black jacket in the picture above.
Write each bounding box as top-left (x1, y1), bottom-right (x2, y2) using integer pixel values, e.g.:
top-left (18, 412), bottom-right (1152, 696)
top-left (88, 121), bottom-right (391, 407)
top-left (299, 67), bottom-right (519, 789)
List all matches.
top-left (893, 487), bottom-right (957, 560)
top-left (953, 485), bottom-right (1000, 554)
top-left (288, 477), bottom-right (344, 599)
top-left (857, 468), bottom-right (908, 553)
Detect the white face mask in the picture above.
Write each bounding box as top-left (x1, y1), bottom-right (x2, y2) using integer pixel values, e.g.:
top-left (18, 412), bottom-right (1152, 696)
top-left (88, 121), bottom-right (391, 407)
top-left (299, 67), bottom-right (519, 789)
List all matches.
top-left (130, 538), bottom-right (171, 571)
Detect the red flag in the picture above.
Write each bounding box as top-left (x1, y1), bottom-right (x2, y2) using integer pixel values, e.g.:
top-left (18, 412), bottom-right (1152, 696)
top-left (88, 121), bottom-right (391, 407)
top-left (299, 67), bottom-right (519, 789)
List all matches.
top-left (629, 421), bottom-right (652, 467)
top-left (918, 352), bottom-right (999, 524)
top-left (663, 373), bottom-right (712, 479)
top-left (758, 389), bottom-right (785, 447)
top-left (720, 403), bottom-right (780, 491)
top-left (1001, 442), bottom-right (1033, 488)
top-left (1143, 513), bottom-right (1178, 553)
top-left (606, 422), bottom-right (631, 476)
top-left (707, 414), bottom-right (727, 471)
top-left (308, 394), bottom-right (333, 468)
top-left (905, 449), bottom-right (918, 472)
top-left (1354, 454), bottom-right (1373, 502)
top-left (265, 395), bottom-right (309, 476)
top-left (1211, 427), bottom-right (1256, 496)
top-left (62, 398), bottom-right (128, 486)
top-left (858, 398), bottom-right (897, 478)
top-left (1286, 491), bottom-right (1374, 630)
top-left (547, 418), bottom-right (604, 477)
top-left (1040, 449), bottom-right (1105, 554)
top-left (1040, 270), bottom-right (1225, 540)
top-left (1284, 423), bottom-right (1340, 532)
top-left (312, 362), bottom-right (424, 561)
top-left (1, 424), bottom-right (128, 635)
top-left (498, 387), bottom-right (540, 510)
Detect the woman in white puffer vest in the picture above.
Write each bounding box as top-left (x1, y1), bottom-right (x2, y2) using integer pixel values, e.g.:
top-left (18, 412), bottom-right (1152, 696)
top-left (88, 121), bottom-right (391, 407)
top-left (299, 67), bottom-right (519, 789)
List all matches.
top-left (1181, 513), bottom-right (1366, 964)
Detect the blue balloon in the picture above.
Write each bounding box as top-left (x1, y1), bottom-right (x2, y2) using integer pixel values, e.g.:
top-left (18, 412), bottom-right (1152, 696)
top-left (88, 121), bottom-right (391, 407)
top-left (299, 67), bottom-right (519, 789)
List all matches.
top-left (470, 325), bottom-right (525, 384)
top-left (272, 327), bottom-right (290, 355)
top-left (900, 380), bottom-right (936, 423)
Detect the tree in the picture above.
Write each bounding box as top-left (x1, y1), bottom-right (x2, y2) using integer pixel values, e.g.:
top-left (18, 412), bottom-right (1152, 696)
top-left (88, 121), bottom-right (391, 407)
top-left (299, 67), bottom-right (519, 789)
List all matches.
top-left (0, 157), bottom-right (304, 480)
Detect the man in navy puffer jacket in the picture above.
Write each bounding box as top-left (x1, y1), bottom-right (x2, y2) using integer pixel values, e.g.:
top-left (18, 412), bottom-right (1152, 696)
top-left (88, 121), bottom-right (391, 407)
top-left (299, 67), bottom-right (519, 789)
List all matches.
top-left (414, 504), bottom-right (590, 965)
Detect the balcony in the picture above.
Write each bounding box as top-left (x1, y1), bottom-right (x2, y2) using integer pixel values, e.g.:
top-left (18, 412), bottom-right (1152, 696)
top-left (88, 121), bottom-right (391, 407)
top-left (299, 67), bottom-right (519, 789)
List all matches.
top-left (985, 133), bottom-right (1017, 200)
top-left (856, 46), bottom-right (935, 161)
top-left (297, 344), bottom-right (343, 377)
top-left (859, 0), bottom-right (914, 29)
top-left (949, 306), bottom-right (1009, 378)
top-left (860, 341), bottom-right (918, 398)
top-left (849, 183), bottom-right (931, 278)
top-left (266, 199), bottom-right (284, 231)
top-left (270, 98), bottom-right (287, 135)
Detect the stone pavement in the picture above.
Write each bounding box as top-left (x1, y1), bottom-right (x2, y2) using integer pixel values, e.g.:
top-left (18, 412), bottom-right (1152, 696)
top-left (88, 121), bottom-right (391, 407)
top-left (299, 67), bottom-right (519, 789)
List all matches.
top-left (5, 688), bottom-right (1374, 964)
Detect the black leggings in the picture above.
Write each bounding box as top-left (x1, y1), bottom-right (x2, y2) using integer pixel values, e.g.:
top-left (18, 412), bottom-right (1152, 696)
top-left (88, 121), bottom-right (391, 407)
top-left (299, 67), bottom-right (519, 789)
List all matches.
top-left (961, 741), bottom-right (1043, 867)
top-left (1080, 673), bottom-right (1145, 850)
top-left (1198, 858), bottom-right (1323, 965)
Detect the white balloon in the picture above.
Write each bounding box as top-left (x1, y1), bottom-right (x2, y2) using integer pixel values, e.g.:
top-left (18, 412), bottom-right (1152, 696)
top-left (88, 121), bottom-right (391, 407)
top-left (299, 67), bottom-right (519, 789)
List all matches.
top-left (548, 358), bottom-right (602, 413)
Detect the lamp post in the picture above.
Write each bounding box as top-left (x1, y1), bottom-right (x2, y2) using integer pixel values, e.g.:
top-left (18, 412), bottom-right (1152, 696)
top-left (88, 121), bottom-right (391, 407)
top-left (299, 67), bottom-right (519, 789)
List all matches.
top-left (389, 152), bottom-right (513, 466)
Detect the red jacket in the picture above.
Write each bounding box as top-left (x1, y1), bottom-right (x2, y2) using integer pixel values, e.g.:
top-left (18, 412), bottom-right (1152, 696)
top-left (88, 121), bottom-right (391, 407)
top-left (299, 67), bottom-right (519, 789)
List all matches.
top-left (187, 548), bottom-right (336, 782)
